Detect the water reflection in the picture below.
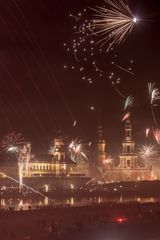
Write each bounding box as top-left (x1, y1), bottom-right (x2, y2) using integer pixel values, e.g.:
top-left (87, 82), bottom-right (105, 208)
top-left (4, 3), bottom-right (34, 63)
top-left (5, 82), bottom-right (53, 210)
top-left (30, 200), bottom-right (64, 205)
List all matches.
top-left (0, 195), bottom-right (159, 211)
top-left (44, 197), bottom-right (49, 205)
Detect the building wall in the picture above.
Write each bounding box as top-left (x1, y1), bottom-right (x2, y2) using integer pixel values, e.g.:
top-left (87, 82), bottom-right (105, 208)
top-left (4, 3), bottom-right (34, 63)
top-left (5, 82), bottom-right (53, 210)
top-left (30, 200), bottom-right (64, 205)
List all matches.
top-left (23, 162), bottom-right (69, 177)
top-left (103, 168), bottom-right (152, 182)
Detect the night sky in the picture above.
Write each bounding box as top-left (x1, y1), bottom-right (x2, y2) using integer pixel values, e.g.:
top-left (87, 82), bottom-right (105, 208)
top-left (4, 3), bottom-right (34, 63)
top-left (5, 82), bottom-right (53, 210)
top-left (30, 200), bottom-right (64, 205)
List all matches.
top-left (0, 0), bottom-right (160, 154)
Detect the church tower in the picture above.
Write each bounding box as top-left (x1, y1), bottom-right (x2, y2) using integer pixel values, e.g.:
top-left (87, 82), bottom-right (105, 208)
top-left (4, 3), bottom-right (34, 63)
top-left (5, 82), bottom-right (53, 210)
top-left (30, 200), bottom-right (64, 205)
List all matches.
top-left (96, 126), bottom-right (107, 164)
top-left (53, 132), bottom-right (66, 162)
top-left (119, 119), bottom-right (139, 168)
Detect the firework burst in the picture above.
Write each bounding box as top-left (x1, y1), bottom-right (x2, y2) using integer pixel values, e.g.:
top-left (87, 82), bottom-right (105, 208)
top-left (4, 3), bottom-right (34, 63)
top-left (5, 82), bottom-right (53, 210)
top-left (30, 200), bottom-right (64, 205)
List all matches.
top-left (90, 0), bottom-right (137, 50)
top-left (1, 131), bottom-right (26, 152)
top-left (68, 138), bottom-right (88, 162)
top-left (148, 82), bottom-right (160, 125)
top-left (64, 6), bottom-right (135, 94)
top-left (1, 133), bottom-right (31, 192)
top-left (139, 144), bottom-right (157, 162)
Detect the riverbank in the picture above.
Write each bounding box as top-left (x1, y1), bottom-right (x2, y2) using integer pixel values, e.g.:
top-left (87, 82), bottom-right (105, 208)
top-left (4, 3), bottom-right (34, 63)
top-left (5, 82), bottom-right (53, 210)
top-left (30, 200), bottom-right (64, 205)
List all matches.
top-left (1, 180), bottom-right (160, 198)
top-left (1, 202), bottom-right (160, 239)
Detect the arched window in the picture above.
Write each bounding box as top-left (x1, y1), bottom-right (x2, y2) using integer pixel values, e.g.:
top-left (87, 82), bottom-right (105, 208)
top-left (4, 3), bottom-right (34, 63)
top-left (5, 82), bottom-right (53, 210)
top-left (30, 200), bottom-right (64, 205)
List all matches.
top-left (127, 159), bottom-right (130, 167)
top-left (127, 145), bottom-right (130, 153)
top-left (127, 130), bottom-right (130, 137)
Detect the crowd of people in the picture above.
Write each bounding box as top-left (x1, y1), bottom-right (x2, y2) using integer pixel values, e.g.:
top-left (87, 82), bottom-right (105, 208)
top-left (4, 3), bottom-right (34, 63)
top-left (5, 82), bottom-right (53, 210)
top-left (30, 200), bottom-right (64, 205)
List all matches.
top-left (1, 201), bottom-right (160, 239)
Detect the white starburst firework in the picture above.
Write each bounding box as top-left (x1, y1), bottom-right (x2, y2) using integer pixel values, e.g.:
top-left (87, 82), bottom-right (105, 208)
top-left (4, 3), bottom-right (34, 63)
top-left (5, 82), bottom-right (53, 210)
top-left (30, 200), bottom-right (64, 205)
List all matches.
top-left (68, 138), bottom-right (88, 162)
top-left (90, 0), bottom-right (137, 50)
top-left (139, 144), bottom-right (157, 161)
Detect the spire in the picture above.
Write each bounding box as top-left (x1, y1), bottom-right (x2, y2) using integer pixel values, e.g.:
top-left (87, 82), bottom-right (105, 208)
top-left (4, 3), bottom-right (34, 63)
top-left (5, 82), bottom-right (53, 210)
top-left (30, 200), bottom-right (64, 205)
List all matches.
top-left (97, 125), bottom-right (103, 139)
top-left (121, 118), bottom-right (136, 156)
top-left (124, 118), bottom-right (132, 141)
top-left (53, 131), bottom-right (66, 162)
top-left (96, 125), bottom-right (106, 164)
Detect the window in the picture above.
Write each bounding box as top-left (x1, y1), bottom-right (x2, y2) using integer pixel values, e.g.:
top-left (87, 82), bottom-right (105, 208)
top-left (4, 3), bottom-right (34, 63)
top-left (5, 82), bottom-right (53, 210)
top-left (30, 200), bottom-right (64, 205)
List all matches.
top-left (127, 145), bottom-right (130, 153)
top-left (127, 160), bottom-right (130, 167)
top-left (127, 130), bottom-right (130, 137)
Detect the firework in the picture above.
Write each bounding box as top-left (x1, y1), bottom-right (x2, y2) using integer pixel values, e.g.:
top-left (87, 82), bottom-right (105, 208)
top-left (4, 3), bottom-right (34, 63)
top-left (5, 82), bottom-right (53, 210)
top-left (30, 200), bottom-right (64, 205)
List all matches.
top-left (1, 132), bottom-right (31, 192)
top-left (92, 60), bottom-right (103, 73)
top-left (18, 143), bottom-right (32, 176)
top-left (145, 128), bottom-right (150, 138)
top-left (7, 146), bottom-right (19, 153)
top-left (73, 120), bottom-right (77, 127)
top-left (153, 128), bottom-right (160, 145)
top-left (89, 141), bottom-right (92, 147)
top-left (64, 7), bottom-right (135, 101)
top-left (90, 0), bottom-right (137, 50)
top-left (68, 138), bottom-right (88, 162)
top-left (122, 112), bottom-right (131, 121)
top-left (15, 143), bottom-right (32, 191)
top-left (48, 145), bottom-right (56, 155)
top-left (113, 63), bottom-right (135, 75)
top-left (18, 162), bottom-right (23, 192)
top-left (1, 131), bottom-right (26, 152)
top-left (139, 144), bottom-right (157, 161)
top-left (0, 171), bottom-right (46, 198)
top-left (90, 106), bottom-right (96, 111)
top-left (148, 82), bottom-right (160, 125)
top-left (148, 82), bottom-right (160, 106)
top-left (124, 96), bottom-right (134, 110)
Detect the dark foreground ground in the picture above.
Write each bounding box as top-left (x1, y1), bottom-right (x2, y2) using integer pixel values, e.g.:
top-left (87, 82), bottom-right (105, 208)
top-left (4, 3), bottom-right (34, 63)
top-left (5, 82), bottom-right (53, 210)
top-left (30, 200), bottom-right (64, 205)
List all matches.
top-left (1, 202), bottom-right (160, 240)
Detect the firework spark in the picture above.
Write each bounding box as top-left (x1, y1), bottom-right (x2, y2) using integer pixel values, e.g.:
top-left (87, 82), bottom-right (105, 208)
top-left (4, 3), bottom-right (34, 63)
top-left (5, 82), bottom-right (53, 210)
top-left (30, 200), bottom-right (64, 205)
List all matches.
top-left (113, 63), bottom-right (135, 75)
top-left (90, 105), bottom-right (96, 111)
top-left (89, 141), bottom-right (92, 147)
top-left (0, 171), bottom-right (46, 198)
top-left (64, 9), bottom-right (135, 91)
top-left (124, 96), bottom-right (134, 110)
top-left (68, 138), bottom-right (88, 162)
top-left (1, 133), bottom-right (31, 192)
top-left (1, 131), bottom-right (26, 152)
top-left (73, 120), bottom-right (77, 127)
top-left (122, 112), bottom-right (131, 121)
top-left (48, 145), bottom-right (56, 155)
top-left (148, 82), bottom-right (160, 124)
top-left (146, 128), bottom-right (150, 138)
top-left (153, 128), bottom-right (160, 145)
top-left (7, 146), bottom-right (19, 153)
top-left (18, 143), bottom-right (32, 177)
top-left (139, 144), bottom-right (157, 161)
top-left (90, 0), bottom-right (137, 50)
top-left (148, 82), bottom-right (160, 106)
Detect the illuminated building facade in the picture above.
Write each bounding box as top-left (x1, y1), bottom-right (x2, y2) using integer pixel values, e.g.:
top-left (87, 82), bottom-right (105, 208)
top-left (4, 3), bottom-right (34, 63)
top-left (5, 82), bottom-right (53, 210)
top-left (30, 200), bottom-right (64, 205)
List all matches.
top-left (22, 133), bottom-right (89, 178)
top-left (95, 126), bottom-right (113, 177)
top-left (0, 119), bottom-right (153, 185)
top-left (96, 119), bottom-right (152, 182)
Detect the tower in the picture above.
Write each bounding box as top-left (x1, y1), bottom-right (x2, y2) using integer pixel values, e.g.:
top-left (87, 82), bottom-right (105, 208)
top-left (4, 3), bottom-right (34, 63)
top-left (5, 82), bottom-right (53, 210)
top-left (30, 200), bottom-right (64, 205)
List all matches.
top-left (96, 126), bottom-right (107, 164)
top-left (51, 132), bottom-right (68, 176)
top-left (119, 119), bottom-right (139, 168)
top-left (53, 132), bottom-right (66, 162)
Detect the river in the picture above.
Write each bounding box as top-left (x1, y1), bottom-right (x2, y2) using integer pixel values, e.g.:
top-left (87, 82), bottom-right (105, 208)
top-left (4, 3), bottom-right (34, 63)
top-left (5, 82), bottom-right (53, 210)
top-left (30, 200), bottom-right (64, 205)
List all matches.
top-left (1, 194), bottom-right (160, 210)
